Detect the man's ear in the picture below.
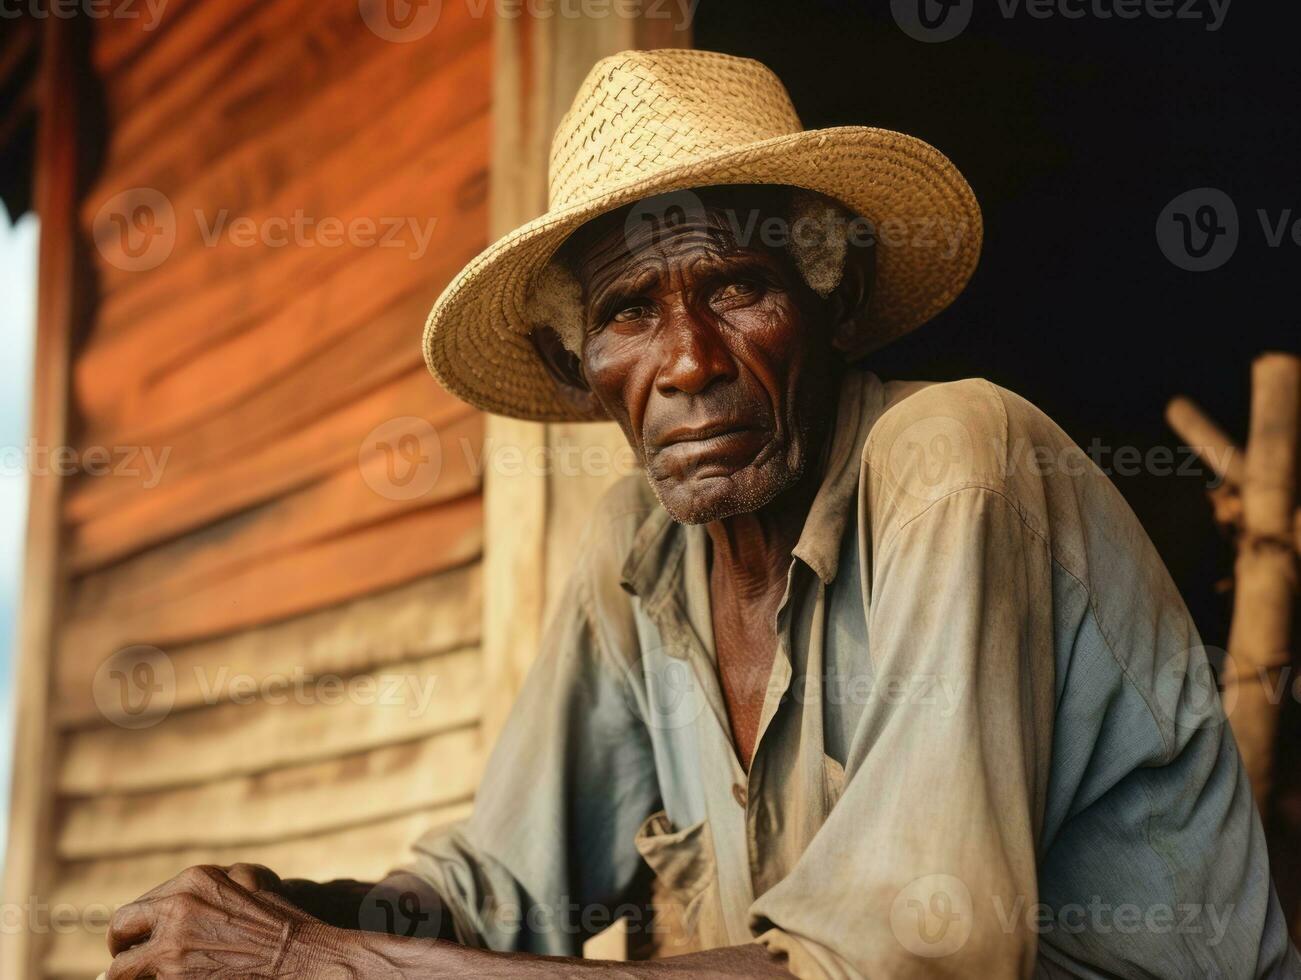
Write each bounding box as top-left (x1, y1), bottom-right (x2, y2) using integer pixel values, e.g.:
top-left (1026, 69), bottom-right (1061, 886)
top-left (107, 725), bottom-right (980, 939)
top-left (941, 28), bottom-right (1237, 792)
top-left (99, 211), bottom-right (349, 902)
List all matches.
top-left (529, 326), bottom-right (605, 417)
top-left (824, 241), bottom-right (877, 355)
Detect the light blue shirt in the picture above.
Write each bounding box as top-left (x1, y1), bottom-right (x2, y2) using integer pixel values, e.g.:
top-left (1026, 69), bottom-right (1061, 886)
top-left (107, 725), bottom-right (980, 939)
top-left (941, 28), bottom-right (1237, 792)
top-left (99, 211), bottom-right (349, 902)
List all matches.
top-left (402, 371), bottom-right (1298, 978)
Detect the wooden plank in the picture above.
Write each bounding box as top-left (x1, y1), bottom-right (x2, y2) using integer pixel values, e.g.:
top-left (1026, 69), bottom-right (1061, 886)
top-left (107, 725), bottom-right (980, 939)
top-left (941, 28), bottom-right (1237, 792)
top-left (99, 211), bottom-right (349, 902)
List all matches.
top-left (59, 725), bottom-right (482, 859)
top-left (64, 369), bottom-right (466, 568)
top-left (83, 9), bottom-right (489, 286)
top-left (75, 108), bottom-right (490, 436)
top-left (89, 0), bottom-right (200, 77)
top-left (84, 10), bottom-right (488, 304)
top-left (2, 16), bottom-right (80, 980)
top-left (45, 802), bottom-right (474, 979)
top-left (96, 0), bottom-right (397, 189)
top-left (67, 409), bottom-right (480, 613)
top-left (87, 187), bottom-right (483, 453)
top-left (60, 492), bottom-right (483, 663)
top-left (79, 287), bottom-right (431, 495)
top-left (56, 561), bottom-right (483, 727)
top-left (60, 645), bottom-right (482, 795)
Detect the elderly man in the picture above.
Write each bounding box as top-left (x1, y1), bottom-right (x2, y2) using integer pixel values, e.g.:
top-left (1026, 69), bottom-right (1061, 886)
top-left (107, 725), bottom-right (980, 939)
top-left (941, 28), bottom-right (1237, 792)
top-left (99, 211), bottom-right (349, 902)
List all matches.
top-left (105, 50), bottom-right (1296, 979)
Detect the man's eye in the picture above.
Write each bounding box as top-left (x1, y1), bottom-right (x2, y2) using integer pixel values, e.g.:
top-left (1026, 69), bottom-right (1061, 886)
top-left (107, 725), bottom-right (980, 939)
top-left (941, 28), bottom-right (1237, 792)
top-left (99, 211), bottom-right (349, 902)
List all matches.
top-left (713, 281), bottom-right (761, 304)
top-left (612, 304), bottom-right (649, 323)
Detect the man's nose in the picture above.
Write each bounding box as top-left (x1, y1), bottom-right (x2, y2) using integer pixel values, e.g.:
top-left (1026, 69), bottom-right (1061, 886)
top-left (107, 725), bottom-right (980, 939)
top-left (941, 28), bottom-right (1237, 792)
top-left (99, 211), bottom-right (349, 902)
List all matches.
top-left (654, 305), bottom-right (736, 397)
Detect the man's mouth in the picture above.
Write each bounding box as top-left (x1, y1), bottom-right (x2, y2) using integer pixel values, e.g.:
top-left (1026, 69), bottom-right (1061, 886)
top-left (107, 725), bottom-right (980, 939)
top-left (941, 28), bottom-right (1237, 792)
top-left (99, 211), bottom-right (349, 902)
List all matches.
top-left (650, 422), bottom-right (768, 478)
top-left (658, 421), bottom-right (754, 446)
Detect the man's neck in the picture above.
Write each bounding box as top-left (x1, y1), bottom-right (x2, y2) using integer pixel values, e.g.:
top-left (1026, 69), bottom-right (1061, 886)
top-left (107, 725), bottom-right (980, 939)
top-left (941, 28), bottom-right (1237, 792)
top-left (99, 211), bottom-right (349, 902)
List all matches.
top-left (704, 396), bottom-right (838, 604)
top-left (704, 469), bottom-right (820, 603)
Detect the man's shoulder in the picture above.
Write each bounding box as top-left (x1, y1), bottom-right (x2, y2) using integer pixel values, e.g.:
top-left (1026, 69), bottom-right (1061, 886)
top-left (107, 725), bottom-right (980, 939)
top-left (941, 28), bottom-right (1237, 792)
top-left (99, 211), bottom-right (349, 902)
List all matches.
top-left (861, 376), bottom-right (1078, 533)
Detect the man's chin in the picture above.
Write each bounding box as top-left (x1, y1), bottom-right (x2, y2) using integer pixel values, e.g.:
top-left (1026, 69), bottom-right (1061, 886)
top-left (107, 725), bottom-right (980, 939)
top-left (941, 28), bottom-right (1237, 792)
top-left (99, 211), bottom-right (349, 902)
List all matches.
top-left (650, 466), bottom-right (797, 525)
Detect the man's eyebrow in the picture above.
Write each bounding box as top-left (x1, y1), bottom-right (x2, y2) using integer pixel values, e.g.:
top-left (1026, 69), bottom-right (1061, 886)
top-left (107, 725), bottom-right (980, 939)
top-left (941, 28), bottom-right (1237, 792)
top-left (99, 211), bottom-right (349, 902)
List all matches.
top-left (586, 262), bottom-right (664, 316)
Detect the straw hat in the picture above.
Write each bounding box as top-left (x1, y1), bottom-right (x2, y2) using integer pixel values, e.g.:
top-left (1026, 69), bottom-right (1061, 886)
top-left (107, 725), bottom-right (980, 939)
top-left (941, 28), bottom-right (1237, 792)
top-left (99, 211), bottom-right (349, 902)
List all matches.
top-left (423, 48), bottom-right (982, 421)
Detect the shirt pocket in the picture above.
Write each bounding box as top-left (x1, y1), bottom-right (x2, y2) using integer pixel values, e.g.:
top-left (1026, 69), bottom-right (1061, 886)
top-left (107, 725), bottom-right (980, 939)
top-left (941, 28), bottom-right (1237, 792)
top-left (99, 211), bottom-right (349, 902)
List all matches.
top-left (633, 810), bottom-right (720, 949)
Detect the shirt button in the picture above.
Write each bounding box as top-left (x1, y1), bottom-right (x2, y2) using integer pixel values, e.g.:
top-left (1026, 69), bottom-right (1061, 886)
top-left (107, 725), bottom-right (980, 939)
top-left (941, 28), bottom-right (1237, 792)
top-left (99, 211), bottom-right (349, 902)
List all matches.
top-left (731, 782), bottom-right (747, 808)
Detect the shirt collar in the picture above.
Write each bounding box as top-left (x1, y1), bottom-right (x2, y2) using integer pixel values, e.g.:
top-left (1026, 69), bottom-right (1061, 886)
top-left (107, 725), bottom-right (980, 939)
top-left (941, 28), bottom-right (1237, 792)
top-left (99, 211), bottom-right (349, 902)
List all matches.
top-left (620, 370), bottom-right (885, 598)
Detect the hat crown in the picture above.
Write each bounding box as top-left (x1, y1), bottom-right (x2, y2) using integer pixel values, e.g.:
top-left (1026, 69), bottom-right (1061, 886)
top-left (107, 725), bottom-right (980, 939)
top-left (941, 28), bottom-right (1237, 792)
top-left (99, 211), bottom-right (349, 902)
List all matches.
top-left (548, 49), bottom-right (804, 211)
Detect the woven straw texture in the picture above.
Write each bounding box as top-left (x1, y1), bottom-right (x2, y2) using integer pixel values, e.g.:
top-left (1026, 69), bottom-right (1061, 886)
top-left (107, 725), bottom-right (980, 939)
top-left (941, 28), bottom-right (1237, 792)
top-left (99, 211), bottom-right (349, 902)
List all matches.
top-left (424, 49), bottom-right (983, 421)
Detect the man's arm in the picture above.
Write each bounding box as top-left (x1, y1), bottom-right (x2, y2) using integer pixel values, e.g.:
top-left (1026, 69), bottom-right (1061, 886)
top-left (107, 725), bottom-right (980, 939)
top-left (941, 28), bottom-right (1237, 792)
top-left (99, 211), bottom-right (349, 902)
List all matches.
top-left (103, 864), bottom-right (792, 978)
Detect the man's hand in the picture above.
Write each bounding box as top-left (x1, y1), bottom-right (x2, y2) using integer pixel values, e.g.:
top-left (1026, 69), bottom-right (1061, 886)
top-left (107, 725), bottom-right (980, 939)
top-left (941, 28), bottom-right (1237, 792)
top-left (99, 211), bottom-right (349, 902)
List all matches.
top-left (105, 864), bottom-right (338, 979)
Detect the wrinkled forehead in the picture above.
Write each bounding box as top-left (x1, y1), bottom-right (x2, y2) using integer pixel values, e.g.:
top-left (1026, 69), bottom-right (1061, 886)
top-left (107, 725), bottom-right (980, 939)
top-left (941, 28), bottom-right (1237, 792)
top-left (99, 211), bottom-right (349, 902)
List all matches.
top-left (558, 184), bottom-right (795, 287)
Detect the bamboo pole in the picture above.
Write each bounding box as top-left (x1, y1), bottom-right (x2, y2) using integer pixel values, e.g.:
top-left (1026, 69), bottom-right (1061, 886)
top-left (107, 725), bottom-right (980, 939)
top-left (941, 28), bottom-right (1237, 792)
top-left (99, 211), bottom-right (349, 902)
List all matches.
top-left (1221, 356), bottom-right (1299, 807)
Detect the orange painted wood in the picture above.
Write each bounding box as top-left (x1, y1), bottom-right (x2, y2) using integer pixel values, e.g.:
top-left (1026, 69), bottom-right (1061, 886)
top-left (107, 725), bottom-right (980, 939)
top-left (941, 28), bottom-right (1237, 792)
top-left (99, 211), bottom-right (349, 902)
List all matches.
top-left (56, 562), bottom-right (482, 727)
top-left (81, 159), bottom-right (485, 457)
top-left (74, 109), bottom-right (489, 436)
top-left (65, 287), bottom-right (437, 524)
top-left (67, 409), bottom-right (481, 622)
top-left (89, 0), bottom-right (205, 78)
top-left (64, 368), bottom-right (466, 570)
top-left (96, 0), bottom-right (391, 183)
top-left (84, 9), bottom-right (489, 309)
top-left (60, 493), bottom-right (484, 658)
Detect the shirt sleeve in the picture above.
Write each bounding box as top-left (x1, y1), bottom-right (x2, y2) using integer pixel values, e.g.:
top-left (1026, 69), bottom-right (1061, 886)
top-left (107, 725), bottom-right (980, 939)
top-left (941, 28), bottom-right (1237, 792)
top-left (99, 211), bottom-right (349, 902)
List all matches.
top-left (393, 558), bottom-right (660, 956)
top-left (751, 484), bottom-right (1055, 979)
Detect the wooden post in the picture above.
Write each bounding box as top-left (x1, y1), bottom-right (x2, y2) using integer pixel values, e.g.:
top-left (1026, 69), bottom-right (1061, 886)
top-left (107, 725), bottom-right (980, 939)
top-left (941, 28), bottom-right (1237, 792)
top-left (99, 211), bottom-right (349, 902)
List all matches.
top-left (1167, 354), bottom-right (1301, 810)
top-left (1, 16), bottom-right (80, 980)
top-left (1223, 355), bottom-right (1300, 807)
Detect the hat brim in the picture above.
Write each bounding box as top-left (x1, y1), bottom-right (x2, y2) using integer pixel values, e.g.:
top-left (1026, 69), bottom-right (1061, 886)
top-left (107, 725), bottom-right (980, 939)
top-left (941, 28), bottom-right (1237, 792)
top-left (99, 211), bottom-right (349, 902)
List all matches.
top-left (423, 125), bottom-right (983, 422)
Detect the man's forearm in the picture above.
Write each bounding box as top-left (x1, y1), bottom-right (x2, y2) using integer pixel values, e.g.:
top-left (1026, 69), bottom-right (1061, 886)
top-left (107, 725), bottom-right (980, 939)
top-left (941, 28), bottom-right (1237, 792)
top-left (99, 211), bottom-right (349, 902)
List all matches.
top-left (271, 871), bottom-right (793, 976)
top-left (326, 932), bottom-right (794, 978)
top-left (277, 873), bottom-right (459, 941)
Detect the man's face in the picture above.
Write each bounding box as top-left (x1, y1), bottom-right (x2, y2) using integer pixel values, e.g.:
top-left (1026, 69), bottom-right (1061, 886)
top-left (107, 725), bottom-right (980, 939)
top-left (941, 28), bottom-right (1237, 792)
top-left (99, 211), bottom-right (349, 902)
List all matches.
top-left (569, 192), bottom-right (841, 524)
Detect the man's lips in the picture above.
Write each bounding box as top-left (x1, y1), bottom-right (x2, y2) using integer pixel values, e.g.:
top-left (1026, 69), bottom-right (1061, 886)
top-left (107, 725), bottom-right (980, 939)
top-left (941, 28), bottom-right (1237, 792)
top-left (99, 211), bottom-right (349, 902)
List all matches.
top-left (648, 421), bottom-right (768, 477)
top-left (657, 421), bottom-right (754, 447)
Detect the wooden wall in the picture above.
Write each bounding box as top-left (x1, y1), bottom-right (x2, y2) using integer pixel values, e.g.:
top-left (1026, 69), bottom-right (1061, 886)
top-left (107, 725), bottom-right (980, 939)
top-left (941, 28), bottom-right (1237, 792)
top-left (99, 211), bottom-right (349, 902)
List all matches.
top-left (14, 3), bottom-right (493, 976)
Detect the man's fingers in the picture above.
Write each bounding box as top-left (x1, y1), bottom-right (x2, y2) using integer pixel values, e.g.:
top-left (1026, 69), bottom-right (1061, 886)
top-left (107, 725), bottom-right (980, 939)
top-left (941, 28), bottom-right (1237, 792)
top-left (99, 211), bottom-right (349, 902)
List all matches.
top-left (106, 901), bottom-right (155, 958)
top-left (257, 890), bottom-right (308, 916)
top-left (105, 939), bottom-right (160, 980)
top-left (223, 862), bottom-right (281, 893)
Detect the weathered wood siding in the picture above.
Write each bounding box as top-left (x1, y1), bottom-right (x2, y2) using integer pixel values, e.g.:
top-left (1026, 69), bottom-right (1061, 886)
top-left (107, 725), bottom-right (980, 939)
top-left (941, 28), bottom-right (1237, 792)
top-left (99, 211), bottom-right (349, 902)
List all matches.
top-left (40, 4), bottom-right (492, 976)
